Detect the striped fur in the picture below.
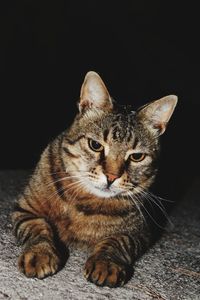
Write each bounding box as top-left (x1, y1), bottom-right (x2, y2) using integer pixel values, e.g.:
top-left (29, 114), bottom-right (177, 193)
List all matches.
top-left (12, 71), bottom-right (177, 287)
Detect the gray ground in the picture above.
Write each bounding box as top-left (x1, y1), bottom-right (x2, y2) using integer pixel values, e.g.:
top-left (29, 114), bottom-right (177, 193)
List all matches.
top-left (0, 170), bottom-right (199, 300)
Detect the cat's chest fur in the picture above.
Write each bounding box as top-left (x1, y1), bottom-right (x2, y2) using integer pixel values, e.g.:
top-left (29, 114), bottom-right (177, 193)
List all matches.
top-left (53, 196), bottom-right (138, 247)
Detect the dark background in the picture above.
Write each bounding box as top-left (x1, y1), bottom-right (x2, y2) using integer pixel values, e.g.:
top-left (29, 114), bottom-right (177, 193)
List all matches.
top-left (1, 1), bottom-right (199, 199)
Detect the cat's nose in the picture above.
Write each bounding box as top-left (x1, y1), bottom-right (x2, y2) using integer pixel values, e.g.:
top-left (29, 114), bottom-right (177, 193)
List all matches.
top-left (106, 173), bottom-right (118, 186)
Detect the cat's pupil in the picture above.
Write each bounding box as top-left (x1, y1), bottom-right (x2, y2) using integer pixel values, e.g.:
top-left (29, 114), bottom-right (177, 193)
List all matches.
top-left (89, 139), bottom-right (103, 152)
top-left (92, 141), bottom-right (100, 149)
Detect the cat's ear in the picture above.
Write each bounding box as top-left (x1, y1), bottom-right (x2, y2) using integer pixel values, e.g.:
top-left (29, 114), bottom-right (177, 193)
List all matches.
top-left (79, 71), bottom-right (113, 112)
top-left (137, 95), bottom-right (178, 135)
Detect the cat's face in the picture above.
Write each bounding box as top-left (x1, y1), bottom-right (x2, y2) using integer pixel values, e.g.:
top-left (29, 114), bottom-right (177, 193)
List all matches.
top-left (63, 110), bottom-right (157, 198)
top-left (62, 71), bottom-right (177, 199)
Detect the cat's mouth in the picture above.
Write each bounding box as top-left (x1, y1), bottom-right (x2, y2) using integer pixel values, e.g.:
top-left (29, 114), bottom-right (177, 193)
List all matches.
top-left (86, 182), bottom-right (125, 198)
top-left (81, 176), bottom-right (128, 198)
top-left (95, 187), bottom-right (121, 198)
top-left (101, 186), bottom-right (115, 194)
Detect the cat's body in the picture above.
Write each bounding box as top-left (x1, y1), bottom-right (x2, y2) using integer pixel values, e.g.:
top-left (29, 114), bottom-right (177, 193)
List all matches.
top-left (12, 71), bottom-right (177, 287)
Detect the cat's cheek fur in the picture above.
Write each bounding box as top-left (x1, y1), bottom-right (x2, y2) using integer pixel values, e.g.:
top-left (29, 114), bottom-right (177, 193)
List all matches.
top-left (64, 157), bottom-right (89, 175)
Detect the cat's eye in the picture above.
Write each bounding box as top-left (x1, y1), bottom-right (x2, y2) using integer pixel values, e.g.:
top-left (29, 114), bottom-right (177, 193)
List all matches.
top-left (88, 139), bottom-right (104, 152)
top-left (130, 153), bottom-right (146, 162)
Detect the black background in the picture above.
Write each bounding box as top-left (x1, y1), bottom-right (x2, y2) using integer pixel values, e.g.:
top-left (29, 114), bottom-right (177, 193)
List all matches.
top-left (1, 1), bottom-right (199, 199)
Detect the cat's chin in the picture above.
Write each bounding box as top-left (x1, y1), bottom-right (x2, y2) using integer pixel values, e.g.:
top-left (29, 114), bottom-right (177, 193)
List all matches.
top-left (85, 184), bottom-right (122, 199)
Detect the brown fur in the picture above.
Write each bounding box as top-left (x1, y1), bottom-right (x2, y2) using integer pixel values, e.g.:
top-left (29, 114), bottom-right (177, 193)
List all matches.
top-left (12, 71), bottom-right (178, 287)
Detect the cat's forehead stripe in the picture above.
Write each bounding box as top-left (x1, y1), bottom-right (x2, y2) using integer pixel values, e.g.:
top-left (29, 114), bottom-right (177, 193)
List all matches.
top-left (133, 137), bottom-right (138, 149)
top-left (110, 118), bottom-right (134, 143)
top-left (103, 129), bottom-right (109, 142)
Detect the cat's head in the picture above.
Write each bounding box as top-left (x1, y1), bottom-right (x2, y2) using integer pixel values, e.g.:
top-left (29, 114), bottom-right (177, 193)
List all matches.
top-left (62, 71), bottom-right (178, 198)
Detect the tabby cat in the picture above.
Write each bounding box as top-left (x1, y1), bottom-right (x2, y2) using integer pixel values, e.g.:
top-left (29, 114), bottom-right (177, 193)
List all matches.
top-left (12, 71), bottom-right (178, 287)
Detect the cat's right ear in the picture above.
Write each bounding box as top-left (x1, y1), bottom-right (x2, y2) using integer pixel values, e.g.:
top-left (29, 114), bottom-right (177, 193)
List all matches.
top-left (79, 71), bottom-right (113, 113)
top-left (137, 95), bottom-right (178, 136)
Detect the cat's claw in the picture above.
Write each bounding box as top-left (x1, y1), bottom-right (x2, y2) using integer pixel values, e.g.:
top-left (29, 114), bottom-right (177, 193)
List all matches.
top-left (18, 244), bottom-right (60, 279)
top-left (84, 256), bottom-right (127, 287)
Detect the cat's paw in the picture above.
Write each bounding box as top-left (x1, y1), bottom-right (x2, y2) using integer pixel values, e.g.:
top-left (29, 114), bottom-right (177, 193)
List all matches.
top-left (18, 243), bottom-right (60, 279)
top-left (84, 256), bottom-right (128, 287)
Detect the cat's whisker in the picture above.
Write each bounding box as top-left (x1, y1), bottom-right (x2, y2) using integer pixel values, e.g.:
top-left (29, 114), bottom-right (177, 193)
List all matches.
top-left (66, 180), bottom-right (85, 196)
top-left (46, 178), bottom-right (85, 201)
top-left (126, 191), bottom-right (147, 226)
top-left (145, 190), bottom-right (174, 203)
top-left (49, 182), bottom-right (83, 208)
top-left (69, 185), bottom-right (84, 205)
top-left (139, 189), bottom-right (174, 228)
top-left (47, 186), bottom-right (67, 201)
top-left (66, 180), bottom-right (88, 206)
top-left (46, 169), bottom-right (91, 183)
top-left (135, 188), bottom-right (155, 212)
top-left (45, 175), bottom-right (83, 187)
top-left (48, 171), bottom-right (68, 175)
top-left (48, 182), bottom-right (83, 207)
top-left (138, 188), bottom-right (167, 211)
top-left (64, 178), bottom-right (87, 194)
top-left (133, 192), bottom-right (167, 230)
top-left (132, 186), bottom-right (173, 230)
top-left (140, 190), bottom-right (174, 226)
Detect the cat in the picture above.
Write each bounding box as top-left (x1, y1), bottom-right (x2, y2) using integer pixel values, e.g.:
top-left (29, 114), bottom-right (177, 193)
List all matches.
top-left (12, 71), bottom-right (178, 287)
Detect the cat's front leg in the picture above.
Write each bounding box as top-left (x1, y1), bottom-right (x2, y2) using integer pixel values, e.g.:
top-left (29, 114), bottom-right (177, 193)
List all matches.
top-left (18, 237), bottom-right (60, 279)
top-left (12, 206), bottom-right (63, 279)
top-left (84, 233), bottom-right (149, 287)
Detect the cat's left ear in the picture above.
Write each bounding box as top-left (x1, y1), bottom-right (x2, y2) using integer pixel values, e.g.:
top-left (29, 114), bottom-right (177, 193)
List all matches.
top-left (137, 95), bottom-right (178, 135)
top-left (79, 71), bottom-right (113, 113)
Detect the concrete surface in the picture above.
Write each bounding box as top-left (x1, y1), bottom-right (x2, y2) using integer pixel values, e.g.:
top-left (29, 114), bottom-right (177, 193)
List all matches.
top-left (0, 170), bottom-right (199, 300)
